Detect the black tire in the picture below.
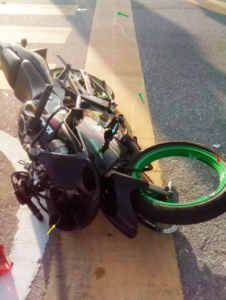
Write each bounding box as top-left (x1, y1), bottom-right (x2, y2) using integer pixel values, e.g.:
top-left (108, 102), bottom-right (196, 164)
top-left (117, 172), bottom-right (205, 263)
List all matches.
top-left (128, 141), bottom-right (226, 225)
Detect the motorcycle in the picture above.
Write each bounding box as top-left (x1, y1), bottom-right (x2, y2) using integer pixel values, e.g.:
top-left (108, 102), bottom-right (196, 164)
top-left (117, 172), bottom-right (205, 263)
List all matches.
top-left (1, 40), bottom-right (226, 238)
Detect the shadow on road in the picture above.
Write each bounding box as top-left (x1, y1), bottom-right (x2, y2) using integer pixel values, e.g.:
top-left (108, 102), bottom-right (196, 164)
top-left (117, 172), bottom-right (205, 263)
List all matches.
top-left (201, 7), bottom-right (226, 26)
top-left (131, 1), bottom-right (226, 298)
top-left (132, 0), bottom-right (226, 148)
top-left (174, 230), bottom-right (226, 300)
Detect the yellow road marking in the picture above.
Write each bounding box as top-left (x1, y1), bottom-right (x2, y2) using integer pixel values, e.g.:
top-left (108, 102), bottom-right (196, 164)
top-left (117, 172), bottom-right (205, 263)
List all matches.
top-left (182, 0), bottom-right (226, 15)
top-left (0, 27), bottom-right (71, 44)
top-left (48, 64), bottom-right (57, 70)
top-left (0, 71), bottom-right (11, 90)
top-left (46, 1), bottom-right (183, 300)
top-left (86, 0), bottom-right (183, 298)
top-left (0, 4), bottom-right (78, 15)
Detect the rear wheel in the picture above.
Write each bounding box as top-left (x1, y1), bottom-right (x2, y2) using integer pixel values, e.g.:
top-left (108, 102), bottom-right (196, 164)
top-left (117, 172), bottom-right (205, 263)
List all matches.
top-left (129, 141), bottom-right (226, 225)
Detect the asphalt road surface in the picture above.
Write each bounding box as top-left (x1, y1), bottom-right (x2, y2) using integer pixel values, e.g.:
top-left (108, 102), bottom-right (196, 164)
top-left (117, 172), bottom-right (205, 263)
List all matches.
top-left (0, 0), bottom-right (226, 299)
top-left (131, 1), bottom-right (226, 299)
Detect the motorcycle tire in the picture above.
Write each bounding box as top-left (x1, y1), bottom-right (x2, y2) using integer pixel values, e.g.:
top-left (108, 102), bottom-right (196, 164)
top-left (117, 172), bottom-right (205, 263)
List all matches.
top-left (128, 141), bottom-right (226, 225)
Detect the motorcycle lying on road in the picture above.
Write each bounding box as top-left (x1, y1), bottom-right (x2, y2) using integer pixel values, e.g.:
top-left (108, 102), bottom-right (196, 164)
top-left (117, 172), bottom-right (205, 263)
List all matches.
top-left (1, 41), bottom-right (226, 238)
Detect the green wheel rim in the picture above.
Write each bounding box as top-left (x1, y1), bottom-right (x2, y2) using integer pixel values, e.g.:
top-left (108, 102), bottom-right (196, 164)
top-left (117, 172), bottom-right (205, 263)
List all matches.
top-left (132, 145), bottom-right (226, 206)
top-left (52, 70), bottom-right (62, 78)
top-left (51, 69), bottom-right (80, 79)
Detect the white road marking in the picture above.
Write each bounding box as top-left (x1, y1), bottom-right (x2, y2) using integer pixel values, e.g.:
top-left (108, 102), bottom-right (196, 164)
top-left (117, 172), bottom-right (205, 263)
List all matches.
top-left (0, 27), bottom-right (71, 44)
top-left (77, 8), bottom-right (87, 11)
top-left (0, 131), bottom-right (49, 300)
top-left (0, 4), bottom-right (78, 15)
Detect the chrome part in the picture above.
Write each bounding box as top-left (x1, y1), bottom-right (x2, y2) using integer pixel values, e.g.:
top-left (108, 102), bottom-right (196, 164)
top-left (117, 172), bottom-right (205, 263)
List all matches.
top-left (68, 72), bottom-right (80, 94)
top-left (138, 213), bottom-right (178, 234)
top-left (115, 122), bottom-right (127, 141)
top-left (162, 225), bottom-right (178, 234)
top-left (80, 69), bottom-right (93, 94)
top-left (168, 180), bottom-right (173, 194)
top-left (24, 161), bottom-right (32, 171)
top-left (146, 184), bottom-right (170, 196)
top-left (76, 95), bottom-right (82, 109)
top-left (33, 164), bottom-right (46, 186)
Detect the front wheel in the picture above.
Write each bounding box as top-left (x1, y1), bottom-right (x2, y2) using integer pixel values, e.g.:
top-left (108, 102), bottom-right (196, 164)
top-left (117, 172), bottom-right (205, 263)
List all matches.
top-left (129, 141), bottom-right (226, 225)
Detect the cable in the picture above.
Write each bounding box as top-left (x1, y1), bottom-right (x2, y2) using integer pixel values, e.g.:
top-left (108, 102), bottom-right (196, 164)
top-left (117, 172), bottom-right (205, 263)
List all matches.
top-left (115, 166), bottom-right (153, 183)
top-left (32, 192), bottom-right (48, 213)
top-left (35, 191), bottom-right (59, 203)
top-left (127, 167), bottom-right (153, 184)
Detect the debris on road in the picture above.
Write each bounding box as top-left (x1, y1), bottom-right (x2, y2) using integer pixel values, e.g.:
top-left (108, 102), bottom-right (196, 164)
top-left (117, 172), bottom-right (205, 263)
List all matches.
top-left (0, 245), bottom-right (13, 276)
top-left (213, 144), bottom-right (221, 149)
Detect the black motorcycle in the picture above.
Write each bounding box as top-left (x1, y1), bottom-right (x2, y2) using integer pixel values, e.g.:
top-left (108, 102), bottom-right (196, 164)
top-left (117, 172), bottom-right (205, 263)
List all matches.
top-left (1, 41), bottom-right (226, 238)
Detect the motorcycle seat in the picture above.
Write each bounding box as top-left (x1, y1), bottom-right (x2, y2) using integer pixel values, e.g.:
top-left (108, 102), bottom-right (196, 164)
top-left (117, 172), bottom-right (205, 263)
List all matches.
top-left (0, 42), bottom-right (65, 101)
